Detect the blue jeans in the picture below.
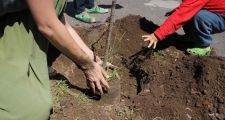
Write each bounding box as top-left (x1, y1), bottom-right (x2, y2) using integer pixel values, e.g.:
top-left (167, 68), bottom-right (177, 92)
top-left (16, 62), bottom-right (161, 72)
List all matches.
top-left (183, 10), bottom-right (225, 47)
top-left (73, 0), bottom-right (94, 14)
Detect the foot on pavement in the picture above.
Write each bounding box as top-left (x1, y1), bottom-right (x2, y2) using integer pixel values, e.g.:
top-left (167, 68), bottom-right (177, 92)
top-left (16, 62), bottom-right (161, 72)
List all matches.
top-left (75, 12), bottom-right (96, 23)
top-left (85, 6), bottom-right (108, 14)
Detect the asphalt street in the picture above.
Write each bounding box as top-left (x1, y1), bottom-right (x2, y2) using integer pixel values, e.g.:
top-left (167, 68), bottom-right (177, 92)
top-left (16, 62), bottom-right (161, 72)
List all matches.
top-left (66, 0), bottom-right (225, 57)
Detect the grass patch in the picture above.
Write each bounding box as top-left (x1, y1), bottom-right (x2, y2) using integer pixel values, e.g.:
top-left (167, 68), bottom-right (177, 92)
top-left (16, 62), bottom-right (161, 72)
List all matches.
top-left (52, 80), bottom-right (70, 109)
top-left (115, 106), bottom-right (139, 120)
top-left (116, 106), bottom-right (129, 117)
top-left (103, 105), bottom-right (113, 115)
top-left (75, 93), bottom-right (90, 104)
top-left (51, 80), bottom-right (90, 111)
top-left (108, 68), bottom-right (120, 82)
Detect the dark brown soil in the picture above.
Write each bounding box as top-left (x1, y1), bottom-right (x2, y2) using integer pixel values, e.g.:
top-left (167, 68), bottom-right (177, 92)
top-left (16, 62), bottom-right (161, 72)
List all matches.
top-left (50, 15), bottom-right (225, 120)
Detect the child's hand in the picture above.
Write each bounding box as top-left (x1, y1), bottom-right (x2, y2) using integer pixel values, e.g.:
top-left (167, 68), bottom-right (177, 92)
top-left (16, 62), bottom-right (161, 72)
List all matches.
top-left (142, 34), bottom-right (159, 49)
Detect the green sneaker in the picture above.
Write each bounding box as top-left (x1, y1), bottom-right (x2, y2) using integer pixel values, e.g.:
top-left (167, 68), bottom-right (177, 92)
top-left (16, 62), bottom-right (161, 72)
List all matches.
top-left (85, 6), bottom-right (108, 14)
top-left (186, 46), bottom-right (211, 56)
top-left (75, 12), bottom-right (96, 23)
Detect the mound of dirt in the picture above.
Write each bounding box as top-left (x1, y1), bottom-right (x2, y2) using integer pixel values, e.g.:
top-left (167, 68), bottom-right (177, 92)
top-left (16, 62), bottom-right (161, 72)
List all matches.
top-left (127, 49), bottom-right (225, 120)
top-left (50, 15), bottom-right (225, 120)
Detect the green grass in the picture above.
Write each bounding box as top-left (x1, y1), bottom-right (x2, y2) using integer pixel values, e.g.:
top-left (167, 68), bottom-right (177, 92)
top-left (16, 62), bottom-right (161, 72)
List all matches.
top-left (115, 106), bottom-right (140, 120)
top-left (51, 80), bottom-right (90, 111)
top-left (75, 93), bottom-right (90, 105)
top-left (108, 68), bottom-right (120, 82)
top-left (103, 105), bottom-right (113, 115)
top-left (51, 80), bottom-right (69, 109)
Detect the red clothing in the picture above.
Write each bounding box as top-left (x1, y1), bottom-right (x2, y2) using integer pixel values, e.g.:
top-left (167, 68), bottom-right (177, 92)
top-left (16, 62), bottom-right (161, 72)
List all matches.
top-left (154, 0), bottom-right (225, 40)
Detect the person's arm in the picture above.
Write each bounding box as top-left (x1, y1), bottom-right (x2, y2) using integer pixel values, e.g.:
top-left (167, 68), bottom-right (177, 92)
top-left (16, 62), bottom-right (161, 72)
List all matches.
top-left (62, 15), bottom-right (116, 69)
top-left (26, 0), bottom-right (109, 95)
top-left (61, 15), bottom-right (95, 61)
top-left (143, 0), bottom-right (209, 48)
top-left (154, 0), bottom-right (209, 40)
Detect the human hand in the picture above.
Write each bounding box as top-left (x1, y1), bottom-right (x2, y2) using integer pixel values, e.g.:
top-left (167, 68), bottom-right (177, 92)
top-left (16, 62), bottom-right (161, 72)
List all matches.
top-left (83, 62), bottom-right (110, 95)
top-left (142, 34), bottom-right (159, 49)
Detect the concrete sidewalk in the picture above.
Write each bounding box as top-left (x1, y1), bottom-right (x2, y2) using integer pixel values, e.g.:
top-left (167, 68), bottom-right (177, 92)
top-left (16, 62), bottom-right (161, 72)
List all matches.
top-left (66, 0), bottom-right (225, 57)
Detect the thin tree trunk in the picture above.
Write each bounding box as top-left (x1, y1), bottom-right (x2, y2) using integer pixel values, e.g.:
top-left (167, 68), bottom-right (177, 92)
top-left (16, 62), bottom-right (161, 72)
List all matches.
top-left (103, 0), bottom-right (116, 69)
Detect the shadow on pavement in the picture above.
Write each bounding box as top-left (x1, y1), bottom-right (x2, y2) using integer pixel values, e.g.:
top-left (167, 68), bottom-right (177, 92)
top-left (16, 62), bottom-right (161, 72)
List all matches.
top-left (98, 4), bottom-right (123, 9)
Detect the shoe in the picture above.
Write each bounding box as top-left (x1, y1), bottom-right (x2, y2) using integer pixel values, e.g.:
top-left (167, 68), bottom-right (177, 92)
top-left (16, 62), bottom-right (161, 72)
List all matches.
top-left (85, 6), bottom-right (108, 14)
top-left (186, 46), bottom-right (211, 56)
top-left (75, 12), bottom-right (96, 23)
